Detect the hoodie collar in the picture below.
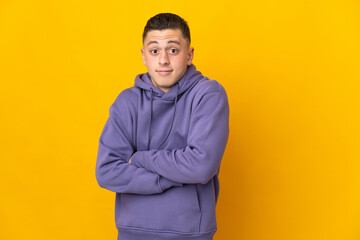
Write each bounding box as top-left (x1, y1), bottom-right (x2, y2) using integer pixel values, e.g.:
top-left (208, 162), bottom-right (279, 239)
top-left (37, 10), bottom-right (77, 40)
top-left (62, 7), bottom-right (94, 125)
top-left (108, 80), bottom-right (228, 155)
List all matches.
top-left (134, 64), bottom-right (203, 101)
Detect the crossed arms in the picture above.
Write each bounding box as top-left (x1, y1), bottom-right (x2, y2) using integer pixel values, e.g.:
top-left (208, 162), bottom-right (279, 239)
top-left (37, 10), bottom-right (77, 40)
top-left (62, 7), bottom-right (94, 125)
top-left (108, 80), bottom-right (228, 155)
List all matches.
top-left (96, 87), bottom-right (229, 195)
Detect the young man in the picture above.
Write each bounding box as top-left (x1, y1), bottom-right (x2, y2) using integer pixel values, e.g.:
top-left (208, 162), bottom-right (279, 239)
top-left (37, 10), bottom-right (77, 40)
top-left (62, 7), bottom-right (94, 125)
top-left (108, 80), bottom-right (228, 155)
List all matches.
top-left (96, 13), bottom-right (229, 240)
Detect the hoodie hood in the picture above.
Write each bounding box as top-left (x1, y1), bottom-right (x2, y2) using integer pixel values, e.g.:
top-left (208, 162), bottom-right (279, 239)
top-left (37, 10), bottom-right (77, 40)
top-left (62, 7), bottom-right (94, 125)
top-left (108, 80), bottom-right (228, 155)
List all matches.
top-left (134, 64), bottom-right (204, 101)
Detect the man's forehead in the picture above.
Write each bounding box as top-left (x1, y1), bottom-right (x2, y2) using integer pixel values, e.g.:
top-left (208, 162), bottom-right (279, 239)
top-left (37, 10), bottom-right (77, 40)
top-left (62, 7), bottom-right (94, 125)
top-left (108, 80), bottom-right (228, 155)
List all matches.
top-left (144, 29), bottom-right (187, 45)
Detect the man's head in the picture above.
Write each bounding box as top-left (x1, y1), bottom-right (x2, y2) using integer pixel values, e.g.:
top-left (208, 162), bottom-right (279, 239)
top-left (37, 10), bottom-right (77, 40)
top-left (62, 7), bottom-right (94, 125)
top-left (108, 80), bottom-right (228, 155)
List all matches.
top-left (141, 13), bottom-right (194, 93)
top-left (142, 13), bottom-right (191, 46)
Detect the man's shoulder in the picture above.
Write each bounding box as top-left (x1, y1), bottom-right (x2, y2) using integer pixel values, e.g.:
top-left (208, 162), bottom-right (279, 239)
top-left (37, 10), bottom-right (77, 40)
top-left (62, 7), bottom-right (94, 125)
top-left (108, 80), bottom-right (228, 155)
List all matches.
top-left (192, 77), bottom-right (227, 97)
top-left (111, 86), bottom-right (140, 111)
top-left (114, 87), bottom-right (139, 103)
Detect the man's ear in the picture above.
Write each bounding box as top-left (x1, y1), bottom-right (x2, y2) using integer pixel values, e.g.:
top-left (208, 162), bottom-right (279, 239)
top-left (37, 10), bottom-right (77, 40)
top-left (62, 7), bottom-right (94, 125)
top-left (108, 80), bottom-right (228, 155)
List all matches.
top-left (187, 47), bottom-right (194, 65)
top-left (141, 48), bottom-right (147, 66)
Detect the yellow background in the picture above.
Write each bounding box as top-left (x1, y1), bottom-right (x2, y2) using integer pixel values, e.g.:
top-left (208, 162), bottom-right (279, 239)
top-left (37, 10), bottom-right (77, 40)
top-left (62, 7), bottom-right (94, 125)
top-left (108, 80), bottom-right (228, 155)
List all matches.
top-left (1, 0), bottom-right (360, 239)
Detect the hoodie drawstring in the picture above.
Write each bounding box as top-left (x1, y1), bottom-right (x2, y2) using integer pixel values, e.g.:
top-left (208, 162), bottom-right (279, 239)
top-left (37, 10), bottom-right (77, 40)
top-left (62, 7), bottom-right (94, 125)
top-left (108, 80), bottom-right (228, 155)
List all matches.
top-left (147, 83), bottom-right (180, 150)
top-left (156, 83), bottom-right (179, 149)
top-left (147, 87), bottom-right (154, 150)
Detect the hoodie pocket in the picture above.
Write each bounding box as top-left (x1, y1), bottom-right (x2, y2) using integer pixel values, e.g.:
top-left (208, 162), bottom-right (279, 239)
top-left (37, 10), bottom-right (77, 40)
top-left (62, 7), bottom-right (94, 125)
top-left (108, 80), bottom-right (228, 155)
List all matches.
top-left (116, 184), bottom-right (201, 233)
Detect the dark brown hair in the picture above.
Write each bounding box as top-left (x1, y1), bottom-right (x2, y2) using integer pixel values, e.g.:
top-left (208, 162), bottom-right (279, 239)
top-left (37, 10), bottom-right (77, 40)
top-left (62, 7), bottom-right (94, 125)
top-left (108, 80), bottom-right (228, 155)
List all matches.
top-left (142, 13), bottom-right (191, 45)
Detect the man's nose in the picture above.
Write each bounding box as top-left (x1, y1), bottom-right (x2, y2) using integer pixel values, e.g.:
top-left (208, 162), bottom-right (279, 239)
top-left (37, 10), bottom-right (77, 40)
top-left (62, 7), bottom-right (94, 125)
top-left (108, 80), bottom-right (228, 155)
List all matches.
top-left (159, 51), bottom-right (170, 65)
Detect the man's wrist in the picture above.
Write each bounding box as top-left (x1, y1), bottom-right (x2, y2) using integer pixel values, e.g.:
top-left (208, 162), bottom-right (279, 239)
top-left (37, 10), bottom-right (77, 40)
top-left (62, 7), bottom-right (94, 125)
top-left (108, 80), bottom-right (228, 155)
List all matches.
top-left (131, 151), bottom-right (146, 169)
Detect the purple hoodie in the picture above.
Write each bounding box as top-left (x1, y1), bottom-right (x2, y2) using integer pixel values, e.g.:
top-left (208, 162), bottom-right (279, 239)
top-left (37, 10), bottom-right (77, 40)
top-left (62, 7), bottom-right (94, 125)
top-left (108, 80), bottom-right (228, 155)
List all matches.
top-left (96, 64), bottom-right (229, 240)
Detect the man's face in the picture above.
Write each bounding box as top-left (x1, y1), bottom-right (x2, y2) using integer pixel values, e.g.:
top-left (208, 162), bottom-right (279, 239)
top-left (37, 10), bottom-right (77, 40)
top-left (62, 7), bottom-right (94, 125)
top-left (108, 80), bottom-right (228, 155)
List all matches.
top-left (141, 29), bottom-right (194, 93)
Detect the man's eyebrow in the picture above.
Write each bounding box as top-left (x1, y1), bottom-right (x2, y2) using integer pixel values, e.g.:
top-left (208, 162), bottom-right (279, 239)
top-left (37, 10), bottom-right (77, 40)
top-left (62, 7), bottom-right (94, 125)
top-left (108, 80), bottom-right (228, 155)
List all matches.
top-left (167, 40), bottom-right (181, 45)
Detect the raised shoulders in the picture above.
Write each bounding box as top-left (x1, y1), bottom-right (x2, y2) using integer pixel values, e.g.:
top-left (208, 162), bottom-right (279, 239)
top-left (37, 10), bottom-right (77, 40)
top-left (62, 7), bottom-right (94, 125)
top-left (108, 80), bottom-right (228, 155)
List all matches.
top-left (108, 88), bottom-right (140, 120)
top-left (193, 78), bottom-right (227, 97)
top-left (112, 87), bottom-right (140, 107)
top-left (116, 87), bottom-right (139, 101)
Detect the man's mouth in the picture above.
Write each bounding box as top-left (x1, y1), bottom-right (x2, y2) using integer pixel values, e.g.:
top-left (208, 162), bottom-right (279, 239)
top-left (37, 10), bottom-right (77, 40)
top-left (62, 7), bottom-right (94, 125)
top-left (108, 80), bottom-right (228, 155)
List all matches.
top-left (156, 70), bottom-right (173, 75)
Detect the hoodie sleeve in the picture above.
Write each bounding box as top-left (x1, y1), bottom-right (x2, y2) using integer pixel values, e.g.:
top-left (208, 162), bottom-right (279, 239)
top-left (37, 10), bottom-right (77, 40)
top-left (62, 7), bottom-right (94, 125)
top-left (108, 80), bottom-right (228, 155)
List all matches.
top-left (96, 94), bottom-right (182, 194)
top-left (131, 84), bottom-right (229, 184)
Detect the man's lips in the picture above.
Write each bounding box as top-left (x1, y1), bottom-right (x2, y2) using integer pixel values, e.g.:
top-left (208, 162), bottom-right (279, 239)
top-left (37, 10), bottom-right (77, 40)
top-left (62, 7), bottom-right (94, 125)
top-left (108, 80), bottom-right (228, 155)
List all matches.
top-left (156, 69), bottom-right (173, 75)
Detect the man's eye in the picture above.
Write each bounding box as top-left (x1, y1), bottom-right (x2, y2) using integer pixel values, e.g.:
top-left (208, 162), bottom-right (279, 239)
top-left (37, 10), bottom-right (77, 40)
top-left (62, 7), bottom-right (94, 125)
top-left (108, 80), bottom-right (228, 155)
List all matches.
top-left (150, 49), bottom-right (158, 54)
top-left (169, 49), bottom-right (178, 54)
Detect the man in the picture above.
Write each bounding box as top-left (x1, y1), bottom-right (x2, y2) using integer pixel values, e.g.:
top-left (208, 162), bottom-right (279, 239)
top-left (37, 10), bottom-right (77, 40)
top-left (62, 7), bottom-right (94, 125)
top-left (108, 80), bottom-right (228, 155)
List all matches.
top-left (96, 13), bottom-right (229, 240)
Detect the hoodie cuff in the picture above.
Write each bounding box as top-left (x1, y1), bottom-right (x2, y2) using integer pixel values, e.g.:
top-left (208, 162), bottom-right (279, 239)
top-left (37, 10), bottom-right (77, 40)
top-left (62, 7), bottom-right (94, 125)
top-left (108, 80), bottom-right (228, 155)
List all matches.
top-left (131, 150), bottom-right (156, 172)
top-left (158, 177), bottom-right (182, 192)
